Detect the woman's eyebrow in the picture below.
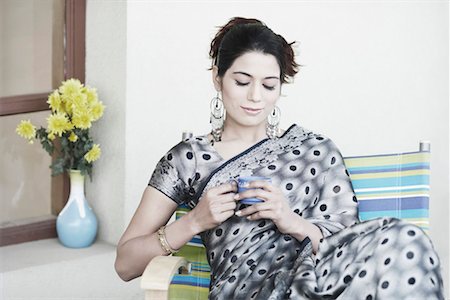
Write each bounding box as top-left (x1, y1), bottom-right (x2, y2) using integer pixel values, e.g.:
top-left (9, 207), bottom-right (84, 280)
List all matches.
top-left (233, 71), bottom-right (279, 80)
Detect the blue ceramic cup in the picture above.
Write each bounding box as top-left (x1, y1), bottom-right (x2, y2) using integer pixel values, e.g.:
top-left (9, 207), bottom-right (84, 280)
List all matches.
top-left (237, 176), bottom-right (272, 204)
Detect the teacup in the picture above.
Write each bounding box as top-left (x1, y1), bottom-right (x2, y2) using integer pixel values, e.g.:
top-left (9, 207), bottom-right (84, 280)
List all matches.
top-left (237, 176), bottom-right (272, 204)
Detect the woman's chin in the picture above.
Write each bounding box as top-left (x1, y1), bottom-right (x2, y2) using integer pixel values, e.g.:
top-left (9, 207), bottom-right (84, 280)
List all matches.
top-left (232, 118), bottom-right (267, 128)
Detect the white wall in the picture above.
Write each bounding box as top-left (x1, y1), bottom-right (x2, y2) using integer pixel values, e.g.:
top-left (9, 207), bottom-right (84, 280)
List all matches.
top-left (86, 0), bottom-right (127, 244)
top-left (86, 0), bottom-right (449, 295)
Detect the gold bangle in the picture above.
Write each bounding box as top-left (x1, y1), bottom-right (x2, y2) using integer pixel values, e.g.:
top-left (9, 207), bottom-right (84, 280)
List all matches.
top-left (157, 225), bottom-right (178, 255)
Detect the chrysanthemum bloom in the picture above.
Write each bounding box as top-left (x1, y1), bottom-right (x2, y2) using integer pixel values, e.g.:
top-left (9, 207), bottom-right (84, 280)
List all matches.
top-left (16, 120), bottom-right (36, 142)
top-left (47, 132), bottom-right (56, 141)
top-left (72, 108), bottom-right (92, 129)
top-left (69, 132), bottom-right (78, 142)
top-left (85, 87), bottom-right (98, 106)
top-left (59, 79), bottom-right (84, 115)
top-left (47, 90), bottom-right (62, 113)
top-left (47, 112), bottom-right (73, 137)
top-left (84, 144), bottom-right (101, 163)
top-left (90, 101), bottom-right (105, 121)
top-left (71, 92), bottom-right (88, 113)
top-left (59, 78), bottom-right (83, 98)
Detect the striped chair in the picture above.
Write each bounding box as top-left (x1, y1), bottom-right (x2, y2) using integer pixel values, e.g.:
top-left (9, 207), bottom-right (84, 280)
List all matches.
top-left (345, 142), bottom-right (430, 232)
top-left (141, 142), bottom-right (431, 300)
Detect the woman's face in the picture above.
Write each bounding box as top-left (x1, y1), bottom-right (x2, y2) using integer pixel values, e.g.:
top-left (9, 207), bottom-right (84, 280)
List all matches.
top-left (213, 51), bottom-right (281, 129)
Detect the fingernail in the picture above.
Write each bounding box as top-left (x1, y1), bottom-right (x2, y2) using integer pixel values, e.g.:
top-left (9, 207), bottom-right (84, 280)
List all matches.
top-left (235, 210), bottom-right (242, 216)
top-left (241, 181), bottom-right (250, 187)
top-left (234, 194), bottom-right (240, 200)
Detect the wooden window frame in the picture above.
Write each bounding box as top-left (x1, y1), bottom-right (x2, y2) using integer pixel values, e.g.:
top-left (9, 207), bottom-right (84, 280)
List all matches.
top-left (0, 0), bottom-right (86, 246)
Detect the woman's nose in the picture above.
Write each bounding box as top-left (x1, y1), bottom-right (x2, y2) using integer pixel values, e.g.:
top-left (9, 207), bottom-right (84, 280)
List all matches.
top-left (248, 84), bottom-right (262, 102)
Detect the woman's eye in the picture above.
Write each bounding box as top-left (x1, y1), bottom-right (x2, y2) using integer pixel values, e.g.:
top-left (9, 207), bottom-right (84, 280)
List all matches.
top-left (235, 80), bottom-right (249, 86)
top-left (263, 84), bottom-right (276, 91)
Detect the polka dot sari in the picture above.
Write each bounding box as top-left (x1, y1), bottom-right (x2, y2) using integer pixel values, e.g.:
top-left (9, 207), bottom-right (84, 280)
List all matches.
top-left (149, 124), bottom-right (443, 299)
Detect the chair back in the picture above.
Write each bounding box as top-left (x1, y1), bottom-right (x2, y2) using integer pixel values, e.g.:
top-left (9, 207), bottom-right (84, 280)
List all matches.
top-left (344, 146), bottom-right (430, 232)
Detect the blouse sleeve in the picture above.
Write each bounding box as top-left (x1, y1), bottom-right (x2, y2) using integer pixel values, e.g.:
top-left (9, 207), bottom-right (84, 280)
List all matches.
top-left (306, 137), bottom-right (360, 238)
top-left (148, 141), bottom-right (196, 205)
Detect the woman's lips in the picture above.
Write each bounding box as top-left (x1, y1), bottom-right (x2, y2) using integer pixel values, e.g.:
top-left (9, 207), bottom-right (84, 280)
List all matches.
top-left (241, 106), bottom-right (263, 115)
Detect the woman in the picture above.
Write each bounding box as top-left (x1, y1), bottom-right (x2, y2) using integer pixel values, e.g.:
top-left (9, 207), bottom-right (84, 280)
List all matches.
top-left (115, 17), bottom-right (443, 299)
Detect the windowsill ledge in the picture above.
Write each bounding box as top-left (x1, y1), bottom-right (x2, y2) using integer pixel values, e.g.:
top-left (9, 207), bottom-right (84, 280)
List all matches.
top-left (1, 238), bottom-right (143, 299)
top-left (1, 238), bottom-right (114, 272)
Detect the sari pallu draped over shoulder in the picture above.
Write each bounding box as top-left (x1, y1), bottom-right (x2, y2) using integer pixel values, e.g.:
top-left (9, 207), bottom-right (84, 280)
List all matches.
top-left (148, 124), bottom-right (444, 300)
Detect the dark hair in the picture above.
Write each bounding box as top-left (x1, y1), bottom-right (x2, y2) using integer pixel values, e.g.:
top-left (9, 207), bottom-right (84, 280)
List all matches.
top-left (209, 17), bottom-right (299, 84)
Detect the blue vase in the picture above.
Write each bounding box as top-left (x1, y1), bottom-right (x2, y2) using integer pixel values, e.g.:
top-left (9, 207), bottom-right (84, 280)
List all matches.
top-left (57, 169), bottom-right (98, 248)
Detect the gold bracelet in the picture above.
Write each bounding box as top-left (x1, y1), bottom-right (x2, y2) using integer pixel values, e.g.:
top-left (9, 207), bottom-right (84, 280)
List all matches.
top-left (157, 225), bottom-right (178, 255)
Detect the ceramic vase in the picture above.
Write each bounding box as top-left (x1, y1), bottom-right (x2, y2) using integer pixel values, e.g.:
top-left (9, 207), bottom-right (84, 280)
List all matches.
top-left (56, 169), bottom-right (98, 248)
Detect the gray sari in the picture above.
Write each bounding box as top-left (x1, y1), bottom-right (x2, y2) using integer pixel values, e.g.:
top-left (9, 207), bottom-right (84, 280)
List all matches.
top-left (149, 124), bottom-right (443, 299)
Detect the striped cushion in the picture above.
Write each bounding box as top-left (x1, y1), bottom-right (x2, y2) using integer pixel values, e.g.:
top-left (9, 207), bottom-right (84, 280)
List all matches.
top-left (344, 151), bottom-right (430, 232)
top-left (169, 204), bottom-right (210, 299)
top-left (168, 150), bottom-right (430, 299)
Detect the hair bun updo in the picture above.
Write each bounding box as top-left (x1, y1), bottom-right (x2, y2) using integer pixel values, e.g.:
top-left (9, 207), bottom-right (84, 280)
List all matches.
top-left (209, 17), bottom-right (299, 84)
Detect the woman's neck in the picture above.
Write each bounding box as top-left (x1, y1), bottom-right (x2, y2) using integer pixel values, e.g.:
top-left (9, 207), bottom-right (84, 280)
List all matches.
top-left (221, 120), bottom-right (267, 144)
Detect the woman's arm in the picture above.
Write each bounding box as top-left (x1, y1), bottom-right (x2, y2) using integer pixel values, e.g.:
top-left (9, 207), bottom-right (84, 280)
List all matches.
top-left (115, 181), bottom-right (238, 281)
top-left (114, 186), bottom-right (198, 282)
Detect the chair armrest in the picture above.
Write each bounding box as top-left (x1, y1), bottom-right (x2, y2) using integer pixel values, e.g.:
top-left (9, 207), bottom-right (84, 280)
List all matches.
top-left (141, 255), bottom-right (189, 300)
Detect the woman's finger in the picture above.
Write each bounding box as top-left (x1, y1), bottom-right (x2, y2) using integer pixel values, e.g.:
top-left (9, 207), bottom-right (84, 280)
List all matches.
top-left (216, 193), bottom-right (237, 205)
top-left (246, 210), bottom-right (273, 221)
top-left (220, 201), bottom-right (237, 213)
top-left (213, 181), bottom-right (238, 195)
top-left (234, 188), bottom-right (271, 202)
top-left (245, 180), bottom-right (275, 192)
top-left (236, 202), bottom-right (273, 217)
top-left (219, 210), bottom-right (235, 221)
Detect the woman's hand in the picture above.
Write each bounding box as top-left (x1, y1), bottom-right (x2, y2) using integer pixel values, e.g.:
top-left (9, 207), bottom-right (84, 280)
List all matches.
top-left (234, 180), bottom-right (298, 234)
top-left (187, 182), bottom-right (238, 234)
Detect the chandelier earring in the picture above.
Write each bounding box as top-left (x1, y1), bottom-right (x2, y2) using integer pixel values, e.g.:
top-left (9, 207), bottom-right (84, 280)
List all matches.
top-left (266, 106), bottom-right (281, 139)
top-left (210, 92), bottom-right (225, 143)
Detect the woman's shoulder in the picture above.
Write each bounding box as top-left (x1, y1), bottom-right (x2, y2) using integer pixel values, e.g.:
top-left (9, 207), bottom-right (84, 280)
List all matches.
top-left (286, 123), bottom-right (329, 141)
top-left (287, 123), bottom-right (340, 151)
top-left (161, 132), bottom-right (211, 158)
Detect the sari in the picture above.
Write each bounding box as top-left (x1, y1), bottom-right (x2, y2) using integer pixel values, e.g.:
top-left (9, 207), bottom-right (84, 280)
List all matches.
top-left (149, 124), bottom-right (443, 299)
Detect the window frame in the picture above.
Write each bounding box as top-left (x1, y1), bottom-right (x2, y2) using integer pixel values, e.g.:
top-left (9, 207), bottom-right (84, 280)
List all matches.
top-left (0, 0), bottom-right (86, 246)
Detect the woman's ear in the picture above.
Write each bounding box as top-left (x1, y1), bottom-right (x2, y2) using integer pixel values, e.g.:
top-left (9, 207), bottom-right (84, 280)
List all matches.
top-left (211, 66), bottom-right (221, 91)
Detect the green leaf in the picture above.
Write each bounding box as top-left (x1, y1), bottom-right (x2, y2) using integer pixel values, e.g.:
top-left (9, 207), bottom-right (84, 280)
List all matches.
top-left (76, 160), bottom-right (93, 181)
top-left (84, 143), bottom-right (92, 152)
top-left (61, 136), bottom-right (69, 147)
top-left (35, 128), bottom-right (54, 155)
top-left (50, 158), bottom-right (65, 176)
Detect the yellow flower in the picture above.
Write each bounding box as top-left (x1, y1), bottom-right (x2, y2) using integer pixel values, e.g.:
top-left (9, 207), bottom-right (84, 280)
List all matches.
top-left (16, 120), bottom-right (36, 140)
top-left (59, 78), bottom-right (83, 98)
top-left (70, 92), bottom-right (88, 114)
top-left (85, 87), bottom-right (98, 106)
top-left (15, 79), bottom-right (102, 178)
top-left (72, 108), bottom-right (92, 129)
top-left (90, 101), bottom-right (105, 121)
top-left (47, 90), bottom-right (62, 112)
top-left (48, 132), bottom-right (56, 141)
top-left (47, 112), bottom-right (72, 137)
top-left (68, 132), bottom-right (78, 142)
top-left (59, 79), bottom-right (84, 115)
top-left (84, 144), bottom-right (101, 163)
